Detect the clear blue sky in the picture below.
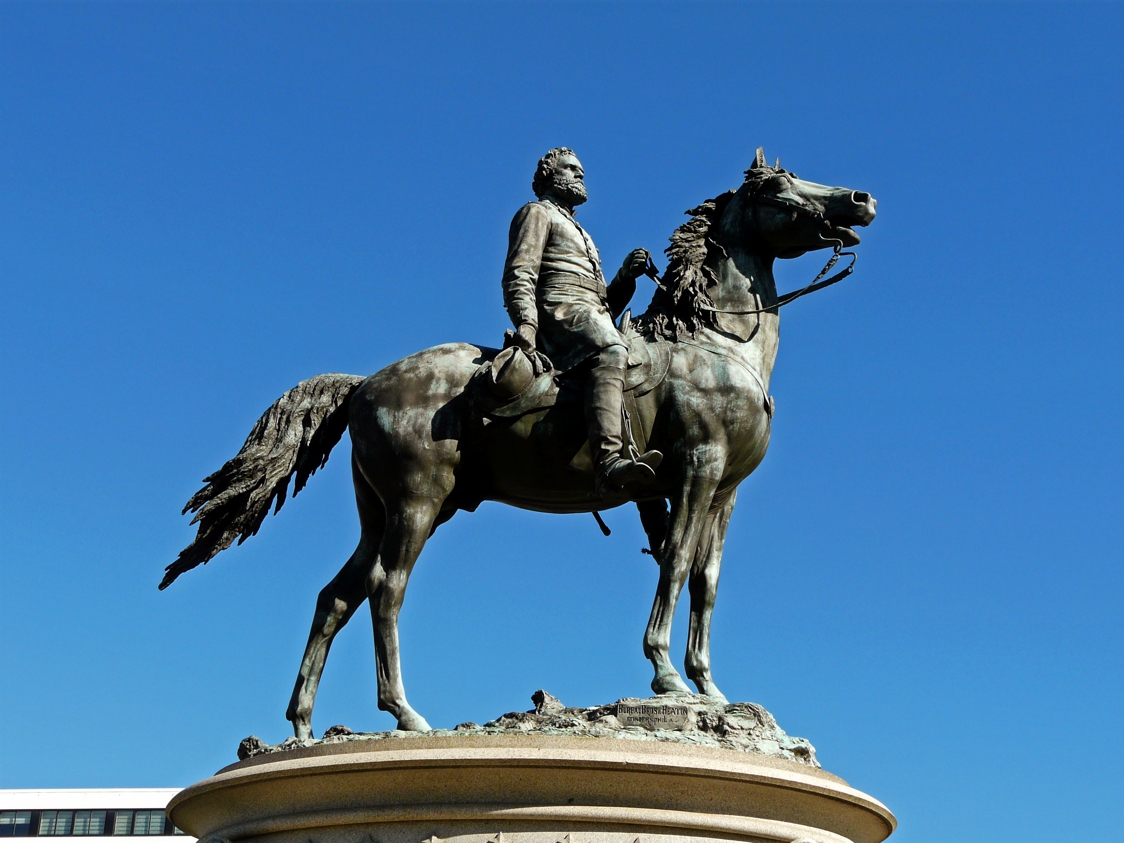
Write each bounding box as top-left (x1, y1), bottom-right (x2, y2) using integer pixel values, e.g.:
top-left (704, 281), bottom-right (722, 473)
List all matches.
top-left (1, 3), bottom-right (1121, 841)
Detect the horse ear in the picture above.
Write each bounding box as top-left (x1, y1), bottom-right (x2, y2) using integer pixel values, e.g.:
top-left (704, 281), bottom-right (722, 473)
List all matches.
top-left (774, 158), bottom-right (780, 169)
top-left (753, 147), bottom-right (767, 169)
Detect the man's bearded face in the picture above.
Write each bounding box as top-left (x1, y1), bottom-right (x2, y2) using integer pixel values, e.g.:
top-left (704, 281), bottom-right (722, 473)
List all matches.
top-left (549, 153), bottom-right (588, 207)
top-left (551, 173), bottom-right (588, 207)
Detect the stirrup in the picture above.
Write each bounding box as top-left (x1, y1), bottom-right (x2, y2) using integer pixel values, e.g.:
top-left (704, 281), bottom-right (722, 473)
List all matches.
top-left (598, 450), bottom-right (663, 493)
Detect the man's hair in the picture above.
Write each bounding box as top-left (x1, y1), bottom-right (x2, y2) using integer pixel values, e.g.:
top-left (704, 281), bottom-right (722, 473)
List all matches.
top-left (532, 147), bottom-right (575, 198)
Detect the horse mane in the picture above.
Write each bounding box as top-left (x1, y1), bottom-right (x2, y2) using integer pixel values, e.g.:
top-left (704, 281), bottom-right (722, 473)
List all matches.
top-left (636, 190), bottom-right (736, 341)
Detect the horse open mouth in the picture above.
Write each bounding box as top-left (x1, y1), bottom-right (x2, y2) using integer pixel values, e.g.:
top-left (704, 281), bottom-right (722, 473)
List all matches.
top-left (827, 221), bottom-right (862, 246)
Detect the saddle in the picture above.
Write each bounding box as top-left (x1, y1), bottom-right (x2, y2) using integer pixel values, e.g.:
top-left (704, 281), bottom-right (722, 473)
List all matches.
top-left (470, 320), bottom-right (671, 422)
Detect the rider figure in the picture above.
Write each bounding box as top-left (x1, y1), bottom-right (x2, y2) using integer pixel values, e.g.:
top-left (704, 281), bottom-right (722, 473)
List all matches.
top-left (502, 147), bottom-right (663, 493)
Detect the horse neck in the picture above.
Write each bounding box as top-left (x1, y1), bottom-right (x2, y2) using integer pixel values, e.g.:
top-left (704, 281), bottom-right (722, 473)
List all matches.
top-left (711, 244), bottom-right (777, 310)
top-left (699, 245), bottom-right (781, 390)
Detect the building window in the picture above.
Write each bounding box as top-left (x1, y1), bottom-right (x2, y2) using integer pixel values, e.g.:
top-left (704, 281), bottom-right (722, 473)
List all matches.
top-left (113, 811), bottom-right (167, 836)
top-left (3, 809), bottom-right (173, 838)
top-left (113, 811), bottom-right (133, 835)
top-left (134, 811), bottom-right (166, 836)
top-left (73, 812), bottom-right (107, 836)
top-left (38, 812), bottom-right (74, 836)
top-left (0, 812), bottom-right (33, 837)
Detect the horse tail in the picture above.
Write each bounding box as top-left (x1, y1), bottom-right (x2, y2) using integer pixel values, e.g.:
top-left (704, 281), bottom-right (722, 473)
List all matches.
top-left (160, 372), bottom-right (366, 590)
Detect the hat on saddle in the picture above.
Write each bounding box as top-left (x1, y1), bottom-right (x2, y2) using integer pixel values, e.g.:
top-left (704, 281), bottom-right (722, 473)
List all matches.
top-left (484, 345), bottom-right (537, 402)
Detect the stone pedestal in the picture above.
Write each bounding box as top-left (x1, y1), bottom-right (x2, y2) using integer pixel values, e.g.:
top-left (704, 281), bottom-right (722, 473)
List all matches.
top-left (169, 735), bottom-right (894, 843)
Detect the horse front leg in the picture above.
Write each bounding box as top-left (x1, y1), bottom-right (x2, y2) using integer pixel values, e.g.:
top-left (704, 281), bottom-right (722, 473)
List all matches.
top-left (644, 461), bottom-right (720, 696)
top-left (685, 489), bottom-right (736, 702)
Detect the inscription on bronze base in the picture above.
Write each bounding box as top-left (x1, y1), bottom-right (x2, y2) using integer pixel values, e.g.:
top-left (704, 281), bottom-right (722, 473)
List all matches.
top-left (615, 703), bottom-right (689, 731)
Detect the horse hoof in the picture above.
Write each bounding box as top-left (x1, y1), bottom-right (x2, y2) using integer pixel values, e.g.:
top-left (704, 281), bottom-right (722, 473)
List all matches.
top-left (705, 688), bottom-right (730, 705)
top-left (691, 677), bottom-right (729, 704)
top-left (651, 673), bottom-right (692, 695)
top-left (396, 711), bottom-right (432, 732)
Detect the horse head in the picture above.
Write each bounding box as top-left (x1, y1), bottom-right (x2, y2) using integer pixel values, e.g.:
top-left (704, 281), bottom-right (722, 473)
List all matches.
top-left (720, 147), bottom-right (877, 260)
top-left (639, 150), bottom-right (877, 341)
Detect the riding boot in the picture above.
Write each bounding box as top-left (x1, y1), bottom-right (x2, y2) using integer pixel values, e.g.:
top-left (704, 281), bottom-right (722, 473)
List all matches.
top-left (586, 348), bottom-right (663, 493)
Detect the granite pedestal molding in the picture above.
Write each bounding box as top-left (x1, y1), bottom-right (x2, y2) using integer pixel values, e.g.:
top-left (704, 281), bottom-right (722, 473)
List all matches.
top-left (168, 735), bottom-right (895, 843)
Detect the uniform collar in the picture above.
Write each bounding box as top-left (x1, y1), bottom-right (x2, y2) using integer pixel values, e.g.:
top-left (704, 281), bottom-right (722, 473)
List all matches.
top-left (541, 195), bottom-right (579, 221)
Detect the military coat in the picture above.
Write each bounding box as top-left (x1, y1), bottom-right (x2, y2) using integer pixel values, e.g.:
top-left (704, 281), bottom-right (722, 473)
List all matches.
top-left (501, 198), bottom-right (628, 371)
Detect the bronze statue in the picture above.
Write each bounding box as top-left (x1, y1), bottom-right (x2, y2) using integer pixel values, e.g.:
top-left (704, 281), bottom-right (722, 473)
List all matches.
top-left (162, 148), bottom-right (876, 737)
top-left (503, 147), bottom-right (662, 492)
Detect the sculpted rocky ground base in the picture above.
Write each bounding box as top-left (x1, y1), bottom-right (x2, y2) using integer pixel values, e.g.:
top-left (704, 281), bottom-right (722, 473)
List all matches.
top-left (238, 691), bottom-right (818, 767)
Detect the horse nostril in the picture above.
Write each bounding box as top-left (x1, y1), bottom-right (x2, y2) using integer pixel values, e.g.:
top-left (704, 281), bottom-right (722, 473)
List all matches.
top-left (852, 191), bottom-right (871, 205)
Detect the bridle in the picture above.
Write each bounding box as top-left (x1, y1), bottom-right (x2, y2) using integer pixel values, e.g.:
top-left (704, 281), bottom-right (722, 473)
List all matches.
top-left (645, 182), bottom-right (857, 316)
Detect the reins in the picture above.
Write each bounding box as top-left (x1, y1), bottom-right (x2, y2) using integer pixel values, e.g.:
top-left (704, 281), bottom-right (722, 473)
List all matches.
top-left (700, 240), bottom-right (856, 316)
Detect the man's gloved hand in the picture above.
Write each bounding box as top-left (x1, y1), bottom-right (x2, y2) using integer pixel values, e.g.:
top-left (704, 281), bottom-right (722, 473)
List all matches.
top-left (621, 248), bottom-right (651, 281)
top-left (512, 323), bottom-right (538, 354)
top-left (511, 323), bottom-right (553, 376)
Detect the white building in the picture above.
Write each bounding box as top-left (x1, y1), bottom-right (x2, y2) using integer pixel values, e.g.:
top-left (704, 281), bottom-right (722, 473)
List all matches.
top-left (0, 790), bottom-right (193, 842)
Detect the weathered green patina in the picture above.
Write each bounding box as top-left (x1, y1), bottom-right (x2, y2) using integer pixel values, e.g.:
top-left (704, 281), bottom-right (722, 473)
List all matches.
top-left (162, 149), bottom-right (876, 737)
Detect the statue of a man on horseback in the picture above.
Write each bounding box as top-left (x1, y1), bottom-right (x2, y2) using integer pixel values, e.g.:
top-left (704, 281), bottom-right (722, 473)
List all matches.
top-left (502, 147), bottom-right (663, 493)
top-left (162, 147), bottom-right (877, 736)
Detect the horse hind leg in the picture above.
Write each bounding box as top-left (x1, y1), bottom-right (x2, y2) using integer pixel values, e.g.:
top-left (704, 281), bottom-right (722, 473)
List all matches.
top-left (285, 545), bottom-right (373, 739)
top-left (685, 490), bottom-right (736, 703)
top-left (286, 461), bottom-right (386, 740)
top-left (368, 492), bottom-right (451, 732)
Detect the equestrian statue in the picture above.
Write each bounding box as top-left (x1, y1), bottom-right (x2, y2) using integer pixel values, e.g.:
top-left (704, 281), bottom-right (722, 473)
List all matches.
top-left (161, 147), bottom-right (877, 737)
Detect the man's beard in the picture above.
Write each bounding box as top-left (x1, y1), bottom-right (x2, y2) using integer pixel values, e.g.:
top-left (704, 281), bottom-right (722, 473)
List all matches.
top-left (551, 177), bottom-right (588, 207)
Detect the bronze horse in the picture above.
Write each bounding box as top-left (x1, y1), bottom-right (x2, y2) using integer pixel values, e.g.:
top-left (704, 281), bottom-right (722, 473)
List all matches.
top-left (162, 150), bottom-right (876, 736)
